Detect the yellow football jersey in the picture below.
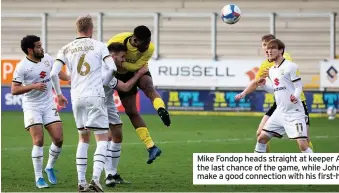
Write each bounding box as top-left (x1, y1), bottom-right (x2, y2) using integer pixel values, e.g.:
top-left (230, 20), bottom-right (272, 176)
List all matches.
top-left (256, 52), bottom-right (306, 101)
top-left (107, 32), bottom-right (155, 72)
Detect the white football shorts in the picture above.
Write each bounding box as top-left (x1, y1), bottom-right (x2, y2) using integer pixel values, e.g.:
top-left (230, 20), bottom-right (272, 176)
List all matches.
top-left (263, 111), bottom-right (308, 139)
top-left (72, 96), bottom-right (109, 132)
top-left (23, 104), bottom-right (62, 129)
top-left (105, 92), bottom-right (123, 125)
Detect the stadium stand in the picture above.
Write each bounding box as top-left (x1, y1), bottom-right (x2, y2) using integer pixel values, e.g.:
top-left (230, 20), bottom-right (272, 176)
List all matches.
top-left (2, 0), bottom-right (339, 88)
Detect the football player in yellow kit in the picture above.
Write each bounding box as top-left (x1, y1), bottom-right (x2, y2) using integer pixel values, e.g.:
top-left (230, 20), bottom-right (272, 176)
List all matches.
top-left (107, 25), bottom-right (170, 164)
top-left (235, 34), bottom-right (313, 152)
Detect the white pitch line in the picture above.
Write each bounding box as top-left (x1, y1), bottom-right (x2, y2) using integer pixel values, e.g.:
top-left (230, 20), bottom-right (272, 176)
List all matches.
top-left (2, 135), bottom-right (338, 152)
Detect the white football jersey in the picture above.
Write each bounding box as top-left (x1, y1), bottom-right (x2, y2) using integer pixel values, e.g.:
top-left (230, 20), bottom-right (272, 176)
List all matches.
top-left (268, 59), bottom-right (305, 114)
top-left (56, 37), bottom-right (110, 99)
top-left (12, 54), bottom-right (55, 110)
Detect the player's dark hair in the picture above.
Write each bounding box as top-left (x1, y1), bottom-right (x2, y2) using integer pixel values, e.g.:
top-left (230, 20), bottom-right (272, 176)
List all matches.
top-left (133, 25), bottom-right (151, 40)
top-left (267, 39), bottom-right (285, 55)
top-left (261, 34), bottom-right (276, 42)
top-left (107, 42), bottom-right (127, 53)
top-left (21, 35), bottom-right (40, 55)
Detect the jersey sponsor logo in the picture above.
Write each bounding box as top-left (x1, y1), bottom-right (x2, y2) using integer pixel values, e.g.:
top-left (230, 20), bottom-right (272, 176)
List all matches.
top-left (41, 78), bottom-right (51, 83)
top-left (39, 71), bottom-right (47, 79)
top-left (274, 78), bottom-right (279, 86)
top-left (273, 86), bottom-right (286, 92)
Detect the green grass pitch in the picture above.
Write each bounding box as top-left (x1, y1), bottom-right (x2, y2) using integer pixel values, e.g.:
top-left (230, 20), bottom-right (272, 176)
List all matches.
top-left (1, 111), bottom-right (339, 192)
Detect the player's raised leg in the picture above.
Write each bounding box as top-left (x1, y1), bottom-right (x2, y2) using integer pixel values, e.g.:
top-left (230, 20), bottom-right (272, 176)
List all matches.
top-left (121, 93), bottom-right (161, 164)
top-left (138, 74), bottom-right (171, 127)
top-left (256, 115), bottom-right (272, 152)
top-left (27, 122), bottom-right (49, 188)
top-left (255, 112), bottom-right (284, 153)
top-left (257, 102), bottom-right (277, 153)
top-left (44, 108), bottom-right (63, 185)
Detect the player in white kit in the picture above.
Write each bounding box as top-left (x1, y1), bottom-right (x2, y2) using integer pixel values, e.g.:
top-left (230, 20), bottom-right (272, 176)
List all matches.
top-left (11, 35), bottom-right (69, 188)
top-left (255, 39), bottom-right (313, 153)
top-left (102, 42), bottom-right (149, 187)
top-left (50, 15), bottom-right (117, 192)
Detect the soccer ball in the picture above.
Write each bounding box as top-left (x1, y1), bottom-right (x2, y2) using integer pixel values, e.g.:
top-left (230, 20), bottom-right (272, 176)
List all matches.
top-left (221, 4), bottom-right (241, 24)
top-left (327, 106), bottom-right (337, 120)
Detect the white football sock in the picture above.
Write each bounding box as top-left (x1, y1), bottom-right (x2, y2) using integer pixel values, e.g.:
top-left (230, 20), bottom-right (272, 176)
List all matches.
top-left (254, 142), bottom-right (267, 153)
top-left (111, 142), bottom-right (121, 176)
top-left (92, 141), bottom-right (108, 182)
top-left (302, 147), bottom-right (314, 153)
top-left (46, 143), bottom-right (62, 169)
top-left (104, 141), bottom-right (113, 177)
top-left (32, 145), bottom-right (44, 181)
top-left (76, 142), bottom-right (89, 184)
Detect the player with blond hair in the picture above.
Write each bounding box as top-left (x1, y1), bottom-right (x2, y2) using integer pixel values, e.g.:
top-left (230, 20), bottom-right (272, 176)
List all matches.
top-left (51, 15), bottom-right (117, 192)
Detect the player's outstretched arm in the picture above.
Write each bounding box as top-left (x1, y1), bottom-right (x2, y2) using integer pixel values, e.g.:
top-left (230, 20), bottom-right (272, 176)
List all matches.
top-left (257, 78), bottom-right (274, 93)
top-left (235, 63), bottom-right (270, 100)
top-left (235, 80), bottom-right (258, 100)
top-left (116, 66), bottom-right (149, 92)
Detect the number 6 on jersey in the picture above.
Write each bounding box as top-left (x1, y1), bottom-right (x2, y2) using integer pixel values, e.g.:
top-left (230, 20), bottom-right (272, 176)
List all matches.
top-left (77, 54), bottom-right (90, 76)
